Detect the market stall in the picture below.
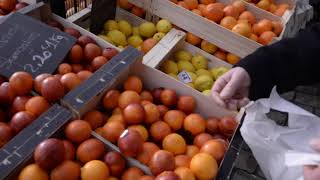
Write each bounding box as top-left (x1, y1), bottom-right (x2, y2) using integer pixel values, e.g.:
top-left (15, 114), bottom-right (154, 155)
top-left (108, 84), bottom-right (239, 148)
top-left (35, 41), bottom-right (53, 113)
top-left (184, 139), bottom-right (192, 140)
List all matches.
top-left (0, 0), bottom-right (316, 179)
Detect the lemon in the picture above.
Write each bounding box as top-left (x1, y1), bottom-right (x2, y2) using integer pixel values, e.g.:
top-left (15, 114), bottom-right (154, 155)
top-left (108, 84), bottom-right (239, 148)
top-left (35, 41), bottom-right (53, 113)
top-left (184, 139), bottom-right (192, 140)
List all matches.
top-left (107, 30), bottom-right (127, 46)
top-left (128, 35), bottom-right (143, 48)
top-left (132, 27), bottom-right (140, 36)
top-left (161, 60), bottom-right (178, 74)
top-left (196, 69), bottom-right (211, 77)
top-left (192, 54), bottom-right (208, 70)
top-left (156, 19), bottom-right (172, 33)
top-left (118, 20), bottom-right (132, 37)
top-left (168, 73), bottom-right (179, 80)
top-left (98, 34), bottom-right (113, 44)
top-left (202, 89), bottom-right (212, 96)
top-left (177, 61), bottom-right (195, 72)
top-left (153, 32), bottom-right (166, 42)
top-left (186, 71), bottom-right (197, 83)
top-left (104, 20), bottom-right (118, 32)
top-left (194, 75), bottom-right (214, 92)
top-left (210, 67), bottom-right (229, 80)
top-left (187, 83), bottom-right (195, 88)
top-left (174, 50), bottom-right (193, 62)
top-left (139, 22), bottom-right (157, 38)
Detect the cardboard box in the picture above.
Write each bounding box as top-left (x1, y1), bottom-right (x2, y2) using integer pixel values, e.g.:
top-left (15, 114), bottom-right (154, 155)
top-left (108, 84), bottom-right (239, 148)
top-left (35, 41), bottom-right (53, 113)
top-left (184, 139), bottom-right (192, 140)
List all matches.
top-left (128, 0), bottom-right (290, 58)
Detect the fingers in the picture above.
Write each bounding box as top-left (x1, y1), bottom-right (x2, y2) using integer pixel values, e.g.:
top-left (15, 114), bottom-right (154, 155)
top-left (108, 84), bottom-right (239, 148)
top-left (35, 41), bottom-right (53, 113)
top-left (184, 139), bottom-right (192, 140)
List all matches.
top-left (304, 165), bottom-right (320, 180)
top-left (310, 138), bottom-right (320, 152)
top-left (211, 91), bottom-right (227, 108)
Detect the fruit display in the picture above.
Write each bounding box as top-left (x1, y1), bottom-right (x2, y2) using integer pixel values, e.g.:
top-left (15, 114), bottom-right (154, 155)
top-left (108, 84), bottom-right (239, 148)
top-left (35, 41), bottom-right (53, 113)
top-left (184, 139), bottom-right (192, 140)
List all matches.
top-left (160, 49), bottom-right (229, 95)
top-left (99, 18), bottom-right (172, 53)
top-left (170, 0), bottom-right (283, 45)
top-left (185, 31), bottom-right (241, 64)
top-left (117, 0), bottom-right (146, 18)
top-left (90, 75), bottom-right (239, 178)
top-left (17, 126), bottom-right (152, 180)
top-left (249, 0), bottom-right (290, 17)
top-left (0, 0), bottom-right (29, 16)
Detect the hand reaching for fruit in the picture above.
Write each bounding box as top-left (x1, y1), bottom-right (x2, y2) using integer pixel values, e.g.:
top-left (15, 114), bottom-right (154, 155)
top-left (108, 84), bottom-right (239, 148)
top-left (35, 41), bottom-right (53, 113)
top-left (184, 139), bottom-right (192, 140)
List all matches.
top-left (304, 138), bottom-right (320, 180)
top-left (211, 67), bottom-right (250, 110)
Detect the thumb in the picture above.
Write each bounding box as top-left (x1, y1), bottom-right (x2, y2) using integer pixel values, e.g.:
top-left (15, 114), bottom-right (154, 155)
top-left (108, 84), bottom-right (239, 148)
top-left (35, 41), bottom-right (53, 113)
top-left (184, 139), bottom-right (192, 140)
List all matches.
top-left (220, 74), bottom-right (242, 100)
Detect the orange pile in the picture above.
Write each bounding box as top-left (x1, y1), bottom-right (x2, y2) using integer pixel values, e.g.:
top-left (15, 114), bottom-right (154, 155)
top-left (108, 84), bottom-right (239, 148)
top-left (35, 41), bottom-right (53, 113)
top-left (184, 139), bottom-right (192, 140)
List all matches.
top-left (117, 0), bottom-right (146, 18)
top-left (171, 0), bottom-right (283, 45)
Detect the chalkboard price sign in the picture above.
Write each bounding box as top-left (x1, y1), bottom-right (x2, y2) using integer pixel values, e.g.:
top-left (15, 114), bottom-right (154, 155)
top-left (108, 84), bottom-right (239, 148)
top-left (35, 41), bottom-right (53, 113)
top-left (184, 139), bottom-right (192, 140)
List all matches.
top-left (0, 13), bottom-right (77, 78)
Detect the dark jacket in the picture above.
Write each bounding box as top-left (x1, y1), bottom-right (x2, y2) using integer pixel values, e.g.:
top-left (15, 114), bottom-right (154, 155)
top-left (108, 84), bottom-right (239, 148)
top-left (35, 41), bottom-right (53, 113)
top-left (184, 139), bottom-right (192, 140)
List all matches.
top-left (237, 23), bottom-right (320, 100)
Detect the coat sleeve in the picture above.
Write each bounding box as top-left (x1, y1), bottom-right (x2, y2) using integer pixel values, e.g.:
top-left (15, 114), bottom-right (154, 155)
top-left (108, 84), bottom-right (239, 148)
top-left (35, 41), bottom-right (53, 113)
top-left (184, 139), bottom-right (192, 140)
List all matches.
top-left (236, 23), bottom-right (320, 100)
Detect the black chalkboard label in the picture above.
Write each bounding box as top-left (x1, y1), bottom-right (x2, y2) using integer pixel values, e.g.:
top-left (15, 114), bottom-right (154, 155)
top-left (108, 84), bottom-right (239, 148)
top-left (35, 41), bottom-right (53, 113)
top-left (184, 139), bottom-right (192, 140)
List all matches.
top-left (0, 13), bottom-right (77, 78)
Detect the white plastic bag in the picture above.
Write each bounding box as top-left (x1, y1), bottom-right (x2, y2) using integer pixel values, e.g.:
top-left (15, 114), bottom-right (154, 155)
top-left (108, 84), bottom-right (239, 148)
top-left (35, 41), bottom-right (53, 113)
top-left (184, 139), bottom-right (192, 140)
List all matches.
top-left (240, 88), bottom-right (320, 180)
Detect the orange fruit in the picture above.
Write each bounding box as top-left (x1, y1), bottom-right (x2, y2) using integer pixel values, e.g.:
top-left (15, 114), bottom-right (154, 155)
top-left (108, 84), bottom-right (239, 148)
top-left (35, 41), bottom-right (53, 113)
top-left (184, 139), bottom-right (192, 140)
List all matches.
top-left (223, 5), bottom-right (239, 19)
top-left (256, 0), bottom-right (270, 11)
top-left (177, 96), bottom-right (196, 114)
top-left (220, 16), bottom-right (237, 30)
top-left (214, 50), bottom-right (227, 61)
top-left (103, 90), bottom-right (121, 110)
top-left (170, 0), bottom-right (178, 4)
top-left (174, 167), bottom-right (196, 180)
top-left (118, 90), bottom-right (141, 109)
top-left (128, 125), bottom-right (149, 141)
top-left (102, 121), bottom-right (125, 143)
top-left (123, 103), bottom-right (145, 125)
top-left (249, 33), bottom-right (258, 42)
top-left (65, 120), bottom-right (92, 143)
top-left (163, 133), bottom-right (187, 155)
top-left (232, 22), bottom-right (252, 38)
top-left (178, 1), bottom-right (189, 9)
top-left (258, 31), bottom-right (276, 45)
top-left (131, 6), bottom-right (145, 17)
top-left (274, 4), bottom-right (288, 16)
top-left (186, 145), bottom-right (200, 157)
top-left (81, 160), bottom-right (109, 180)
top-left (140, 90), bottom-right (153, 102)
top-left (143, 103), bottom-right (160, 124)
top-left (186, 32), bottom-right (202, 46)
top-left (194, 133), bottom-right (213, 148)
top-left (108, 114), bottom-right (125, 125)
top-left (272, 21), bottom-right (283, 36)
top-left (190, 153), bottom-right (218, 179)
top-left (232, 0), bottom-right (245, 13)
top-left (269, 3), bottom-right (277, 13)
top-left (157, 105), bottom-right (169, 118)
top-left (175, 155), bottom-right (191, 167)
top-left (239, 11), bottom-right (256, 25)
top-left (191, 9), bottom-right (202, 16)
top-left (124, 75), bottom-right (143, 93)
top-left (197, 4), bottom-right (207, 14)
top-left (50, 161), bottom-right (81, 180)
top-left (200, 0), bottom-right (215, 5)
top-left (19, 164), bottom-right (49, 180)
top-left (142, 38), bottom-right (158, 54)
top-left (254, 19), bottom-right (272, 35)
top-left (122, 167), bottom-right (144, 180)
top-left (184, 114), bottom-right (206, 135)
top-left (95, 127), bottom-right (104, 136)
top-left (203, 3), bottom-right (224, 23)
top-left (183, 0), bottom-right (198, 10)
top-left (139, 175), bottom-right (155, 180)
top-left (200, 139), bottom-right (227, 161)
top-left (77, 139), bottom-right (105, 164)
top-left (83, 110), bottom-right (104, 129)
top-left (150, 121), bottom-right (172, 141)
top-left (226, 53), bottom-right (240, 64)
top-left (201, 40), bottom-right (217, 54)
top-left (118, 0), bottom-right (133, 10)
top-left (137, 142), bottom-right (160, 165)
top-left (112, 108), bottom-right (122, 115)
top-left (164, 110), bottom-right (186, 131)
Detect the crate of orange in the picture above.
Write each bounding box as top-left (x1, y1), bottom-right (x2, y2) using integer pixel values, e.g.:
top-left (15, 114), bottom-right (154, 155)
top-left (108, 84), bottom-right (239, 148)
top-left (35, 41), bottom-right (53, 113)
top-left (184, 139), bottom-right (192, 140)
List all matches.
top-left (127, 0), bottom-right (290, 58)
top-left (59, 47), bottom-right (243, 179)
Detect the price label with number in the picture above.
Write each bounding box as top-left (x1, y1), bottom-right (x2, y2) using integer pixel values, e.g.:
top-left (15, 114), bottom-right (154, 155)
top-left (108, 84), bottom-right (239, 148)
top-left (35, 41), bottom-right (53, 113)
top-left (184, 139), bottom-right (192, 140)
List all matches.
top-left (0, 13), bottom-right (76, 78)
top-left (178, 71), bottom-right (192, 84)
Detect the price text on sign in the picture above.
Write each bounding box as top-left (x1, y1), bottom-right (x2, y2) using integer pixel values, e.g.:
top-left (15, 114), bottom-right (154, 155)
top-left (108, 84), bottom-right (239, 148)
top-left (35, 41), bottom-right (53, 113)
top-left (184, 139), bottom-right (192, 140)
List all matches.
top-left (0, 13), bottom-right (77, 78)
top-left (178, 71), bottom-right (192, 84)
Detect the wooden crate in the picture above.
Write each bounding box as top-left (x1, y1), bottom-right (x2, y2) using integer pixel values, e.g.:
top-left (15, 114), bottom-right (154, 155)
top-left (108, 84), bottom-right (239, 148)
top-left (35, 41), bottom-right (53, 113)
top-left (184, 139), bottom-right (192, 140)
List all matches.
top-left (128, 0), bottom-right (291, 58)
top-left (67, 6), bottom-right (188, 65)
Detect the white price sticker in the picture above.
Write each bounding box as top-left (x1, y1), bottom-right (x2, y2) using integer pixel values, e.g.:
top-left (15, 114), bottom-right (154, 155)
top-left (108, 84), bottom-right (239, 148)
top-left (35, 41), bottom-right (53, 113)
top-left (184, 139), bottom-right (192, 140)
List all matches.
top-left (178, 71), bottom-right (192, 84)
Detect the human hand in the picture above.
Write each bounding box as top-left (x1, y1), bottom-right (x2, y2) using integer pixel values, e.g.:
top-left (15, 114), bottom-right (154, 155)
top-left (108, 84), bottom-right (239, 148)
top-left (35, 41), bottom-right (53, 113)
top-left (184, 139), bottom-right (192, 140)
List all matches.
top-left (211, 67), bottom-right (251, 110)
top-left (304, 138), bottom-right (320, 180)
